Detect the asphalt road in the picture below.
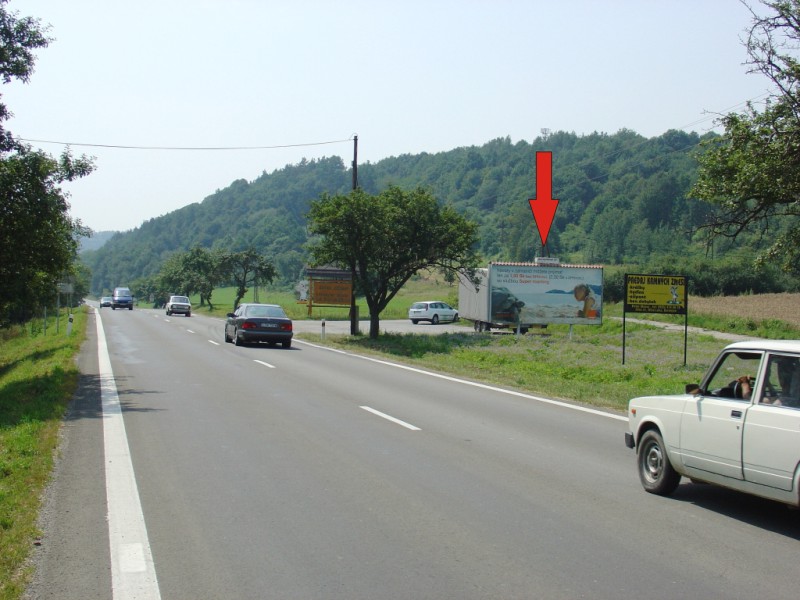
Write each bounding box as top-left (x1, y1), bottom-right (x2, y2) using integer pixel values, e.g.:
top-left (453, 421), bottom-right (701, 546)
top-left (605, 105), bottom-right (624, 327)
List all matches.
top-left (25, 307), bottom-right (800, 599)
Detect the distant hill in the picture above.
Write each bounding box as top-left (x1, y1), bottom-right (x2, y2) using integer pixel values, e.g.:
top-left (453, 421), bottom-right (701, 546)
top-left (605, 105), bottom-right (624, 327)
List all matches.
top-left (79, 230), bottom-right (118, 253)
top-left (80, 129), bottom-right (794, 296)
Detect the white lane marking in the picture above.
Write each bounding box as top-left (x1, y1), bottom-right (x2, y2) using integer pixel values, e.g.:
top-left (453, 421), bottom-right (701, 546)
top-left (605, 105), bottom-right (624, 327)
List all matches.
top-left (361, 406), bottom-right (421, 431)
top-left (254, 360), bottom-right (276, 369)
top-left (96, 310), bottom-right (162, 599)
top-left (186, 329), bottom-right (195, 334)
top-left (295, 339), bottom-right (626, 422)
top-left (208, 340), bottom-right (220, 346)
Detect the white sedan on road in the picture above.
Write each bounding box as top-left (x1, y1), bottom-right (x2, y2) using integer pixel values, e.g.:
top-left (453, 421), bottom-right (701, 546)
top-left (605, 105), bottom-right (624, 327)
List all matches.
top-left (625, 340), bottom-right (800, 507)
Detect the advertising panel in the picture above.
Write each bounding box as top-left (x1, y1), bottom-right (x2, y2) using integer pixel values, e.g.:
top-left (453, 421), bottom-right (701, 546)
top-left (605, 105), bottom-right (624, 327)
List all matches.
top-left (624, 274), bottom-right (687, 315)
top-left (488, 263), bottom-right (603, 326)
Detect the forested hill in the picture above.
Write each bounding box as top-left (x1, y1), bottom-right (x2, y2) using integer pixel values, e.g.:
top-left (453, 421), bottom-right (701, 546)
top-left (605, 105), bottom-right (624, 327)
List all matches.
top-left (81, 128), bottom-right (772, 295)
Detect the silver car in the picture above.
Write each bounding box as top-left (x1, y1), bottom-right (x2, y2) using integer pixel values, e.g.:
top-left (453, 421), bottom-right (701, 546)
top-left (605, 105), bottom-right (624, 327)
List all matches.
top-left (408, 300), bottom-right (459, 325)
top-left (166, 295), bottom-right (191, 317)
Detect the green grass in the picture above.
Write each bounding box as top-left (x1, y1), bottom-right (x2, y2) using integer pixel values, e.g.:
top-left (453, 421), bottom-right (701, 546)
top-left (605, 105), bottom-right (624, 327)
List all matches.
top-left (587, 302), bottom-right (800, 340)
top-left (297, 319), bottom-right (727, 411)
top-left (0, 308), bottom-right (87, 600)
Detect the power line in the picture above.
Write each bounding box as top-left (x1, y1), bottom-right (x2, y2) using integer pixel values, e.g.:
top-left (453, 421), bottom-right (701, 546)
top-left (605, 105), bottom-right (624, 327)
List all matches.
top-left (15, 136), bottom-right (354, 151)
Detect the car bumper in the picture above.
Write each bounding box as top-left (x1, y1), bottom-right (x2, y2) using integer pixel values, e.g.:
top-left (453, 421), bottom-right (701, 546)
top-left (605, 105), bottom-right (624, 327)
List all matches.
top-left (169, 306), bottom-right (191, 314)
top-left (239, 331), bottom-right (293, 343)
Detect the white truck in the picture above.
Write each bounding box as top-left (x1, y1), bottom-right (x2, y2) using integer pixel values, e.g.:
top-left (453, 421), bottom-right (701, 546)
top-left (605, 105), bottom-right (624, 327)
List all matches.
top-left (458, 261), bottom-right (604, 333)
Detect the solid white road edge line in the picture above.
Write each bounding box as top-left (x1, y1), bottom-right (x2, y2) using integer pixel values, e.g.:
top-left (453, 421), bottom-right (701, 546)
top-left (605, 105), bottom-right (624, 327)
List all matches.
top-left (96, 310), bottom-right (162, 600)
top-left (295, 339), bottom-right (627, 422)
top-left (360, 406), bottom-right (421, 431)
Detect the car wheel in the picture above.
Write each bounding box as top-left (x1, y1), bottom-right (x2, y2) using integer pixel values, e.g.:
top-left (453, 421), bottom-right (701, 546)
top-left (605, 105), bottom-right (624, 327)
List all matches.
top-left (432, 314), bottom-right (439, 325)
top-left (224, 327), bottom-right (231, 343)
top-left (411, 319), bottom-right (419, 325)
top-left (234, 330), bottom-right (244, 346)
top-left (453, 313), bottom-right (459, 322)
top-left (186, 312), bottom-right (191, 317)
top-left (637, 429), bottom-right (681, 496)
top-left (282, 340), bottom-right (292, 349)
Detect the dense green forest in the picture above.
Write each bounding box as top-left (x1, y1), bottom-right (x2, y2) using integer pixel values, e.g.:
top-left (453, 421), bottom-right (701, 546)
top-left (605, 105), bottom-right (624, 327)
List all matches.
top-left (81, 129), bottom-right (800, 297)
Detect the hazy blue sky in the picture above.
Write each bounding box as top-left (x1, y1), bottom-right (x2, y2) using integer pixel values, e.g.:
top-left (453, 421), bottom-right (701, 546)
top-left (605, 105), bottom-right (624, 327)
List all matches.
top-left (5, 0), bottom-right (772, 232)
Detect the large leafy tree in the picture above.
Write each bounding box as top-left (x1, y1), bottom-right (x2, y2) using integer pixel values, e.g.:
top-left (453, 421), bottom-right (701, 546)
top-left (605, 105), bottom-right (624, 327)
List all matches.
top-left (307, 185), bottom-right (480, 338)
top-left (222, 248), bottom-right (277, 310)
top-left (692, 0), bottom-right (800, 272)
top-left (158, 246), bottom-right (225, 309)
top-left (0, 0), bottom-right (94, 324)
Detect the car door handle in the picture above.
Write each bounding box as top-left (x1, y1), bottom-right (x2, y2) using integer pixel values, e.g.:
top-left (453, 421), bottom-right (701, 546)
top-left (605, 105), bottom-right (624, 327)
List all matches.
top-left (731, 410), bottom-right (743, 419)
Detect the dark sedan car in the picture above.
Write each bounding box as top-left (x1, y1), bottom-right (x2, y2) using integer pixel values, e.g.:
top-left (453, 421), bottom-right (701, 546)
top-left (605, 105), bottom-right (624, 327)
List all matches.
top-left (224, 303), bottom-right (293, 348)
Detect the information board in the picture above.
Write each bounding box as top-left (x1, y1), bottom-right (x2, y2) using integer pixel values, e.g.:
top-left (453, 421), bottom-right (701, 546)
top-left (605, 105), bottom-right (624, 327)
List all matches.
top-left (624, 274), bottom-right (687, 315)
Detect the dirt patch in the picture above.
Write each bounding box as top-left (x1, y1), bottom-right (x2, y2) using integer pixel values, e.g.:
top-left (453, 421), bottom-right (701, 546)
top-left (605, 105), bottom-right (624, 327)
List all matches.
top-left (690, 293), bottom-right (800, 328)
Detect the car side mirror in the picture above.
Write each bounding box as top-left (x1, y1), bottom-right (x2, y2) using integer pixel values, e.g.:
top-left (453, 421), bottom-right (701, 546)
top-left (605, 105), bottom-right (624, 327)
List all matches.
top-left (226, 312), bottom-right (236, 318)
top-left (685, 384), bottom-right (700, 395)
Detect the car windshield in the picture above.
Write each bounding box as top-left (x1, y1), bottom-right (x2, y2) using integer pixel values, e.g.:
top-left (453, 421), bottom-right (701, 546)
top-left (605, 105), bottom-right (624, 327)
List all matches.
top-left (172, 296), bottom-right (189, 303)
top-left (245, 305), bottom-right (287, 318)
top-left (115, 289), bottom-right (131, 296)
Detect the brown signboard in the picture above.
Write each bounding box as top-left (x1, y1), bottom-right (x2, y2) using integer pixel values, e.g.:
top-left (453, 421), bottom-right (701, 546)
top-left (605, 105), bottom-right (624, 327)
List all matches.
top-left (311, 279), bottom-right (351, 306)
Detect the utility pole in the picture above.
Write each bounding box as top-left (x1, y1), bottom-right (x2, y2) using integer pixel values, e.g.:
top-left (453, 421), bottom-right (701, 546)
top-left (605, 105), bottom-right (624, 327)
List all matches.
top-left (352, 134), bottom-right (358, 190)
top-left (350, 134), bottom-right (359, 335)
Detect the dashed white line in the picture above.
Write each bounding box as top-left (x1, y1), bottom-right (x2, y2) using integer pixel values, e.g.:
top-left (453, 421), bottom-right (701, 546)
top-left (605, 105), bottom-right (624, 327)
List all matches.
top-left (360, 406), bottom-right (421, 431)
top-left (254, 359), bottom-right (276, 369)
top-left (208, 340), bottom-right (220, 346)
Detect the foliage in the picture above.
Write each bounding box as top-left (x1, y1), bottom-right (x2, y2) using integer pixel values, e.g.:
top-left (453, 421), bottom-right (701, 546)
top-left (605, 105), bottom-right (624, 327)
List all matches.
top-left (81, 125), bottom-right (800, 299)
top-left (221, 247), bottom-right (276, 309)
top-left (0, 1), bottom-right (94, 326)
top-left (307, 186), bottom-right (480, 337)
top-left (692, 0), bottom-right (800, 273)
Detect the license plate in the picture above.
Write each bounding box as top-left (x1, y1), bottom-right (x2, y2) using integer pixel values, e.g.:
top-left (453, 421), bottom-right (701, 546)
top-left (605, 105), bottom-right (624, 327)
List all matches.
top-left (263, 323), bottom-right (278, 329)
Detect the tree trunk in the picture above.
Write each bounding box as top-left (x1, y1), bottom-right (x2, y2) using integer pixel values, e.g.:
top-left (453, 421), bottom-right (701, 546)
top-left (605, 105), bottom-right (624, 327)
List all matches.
top-left (369, 312), bottom-right (380, 339)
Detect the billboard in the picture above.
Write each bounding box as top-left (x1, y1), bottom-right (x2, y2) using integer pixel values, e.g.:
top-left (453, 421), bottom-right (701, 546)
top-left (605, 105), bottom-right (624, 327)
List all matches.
top-left (624, 274), bottom-right (687, 315)
top-left (488, 263), bottom-right (603, 326)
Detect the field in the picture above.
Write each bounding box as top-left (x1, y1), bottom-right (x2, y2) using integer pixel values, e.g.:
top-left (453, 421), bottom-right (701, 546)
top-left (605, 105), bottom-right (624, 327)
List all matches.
top-left (690, 293), bottom-right (800, 329)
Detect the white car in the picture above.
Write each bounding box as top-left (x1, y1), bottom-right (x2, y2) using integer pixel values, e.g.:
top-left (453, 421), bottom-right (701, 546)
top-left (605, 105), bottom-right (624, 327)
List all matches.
top-left (408, 301), bottom-right (459, 325)
top-left (165, 295), bottom-right (191, 317)
top-left (625, 340), bottom-right (800, 507)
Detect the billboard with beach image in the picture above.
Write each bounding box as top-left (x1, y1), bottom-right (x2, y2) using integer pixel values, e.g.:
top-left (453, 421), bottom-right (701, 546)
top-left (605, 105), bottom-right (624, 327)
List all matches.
top-left (488, 263), bottom-right (604, 326)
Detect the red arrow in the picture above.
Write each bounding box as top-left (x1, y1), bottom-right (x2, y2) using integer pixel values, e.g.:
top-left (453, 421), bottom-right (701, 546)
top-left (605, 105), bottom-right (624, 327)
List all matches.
top-left (528, 151), bottom-right (559, 247)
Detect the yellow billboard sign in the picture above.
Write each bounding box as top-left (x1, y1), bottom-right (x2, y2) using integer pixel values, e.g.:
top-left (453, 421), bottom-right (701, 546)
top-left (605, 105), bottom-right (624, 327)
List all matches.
top-left (624, 274), bottom-right (687, 315)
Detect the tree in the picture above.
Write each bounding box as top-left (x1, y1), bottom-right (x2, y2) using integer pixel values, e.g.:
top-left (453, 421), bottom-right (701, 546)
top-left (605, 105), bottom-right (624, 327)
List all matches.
top-left (307, 186), bottom-right (481, 338)
top-left (158, 246), bottom-right (225, 309)
top-left (222, 248), bottom-right (276, 309)
top-left (692, 0), bottom-right (800, 272)
top-left (0, 1), bottom-right (94, 324)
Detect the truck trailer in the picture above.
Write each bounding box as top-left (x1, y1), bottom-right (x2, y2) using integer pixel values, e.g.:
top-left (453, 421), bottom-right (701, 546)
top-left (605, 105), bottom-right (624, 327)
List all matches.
top-left (458, 261), bottom-right (604, 333)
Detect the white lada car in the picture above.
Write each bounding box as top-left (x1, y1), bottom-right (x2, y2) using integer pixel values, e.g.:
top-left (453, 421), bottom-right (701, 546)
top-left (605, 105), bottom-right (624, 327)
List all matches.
top-left (625, 340), bottom-right (800, 507)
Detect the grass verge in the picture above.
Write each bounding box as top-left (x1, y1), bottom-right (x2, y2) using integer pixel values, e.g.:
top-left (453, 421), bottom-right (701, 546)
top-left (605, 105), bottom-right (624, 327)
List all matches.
top-left (0, 308), bottom-right (87, 600)
top-left (297, 319), bottom-right (729, 411)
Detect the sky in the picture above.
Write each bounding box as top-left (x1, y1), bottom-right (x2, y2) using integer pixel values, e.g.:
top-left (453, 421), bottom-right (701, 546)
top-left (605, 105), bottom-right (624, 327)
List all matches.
top-left (4, 0), bottom-right (773, 233)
